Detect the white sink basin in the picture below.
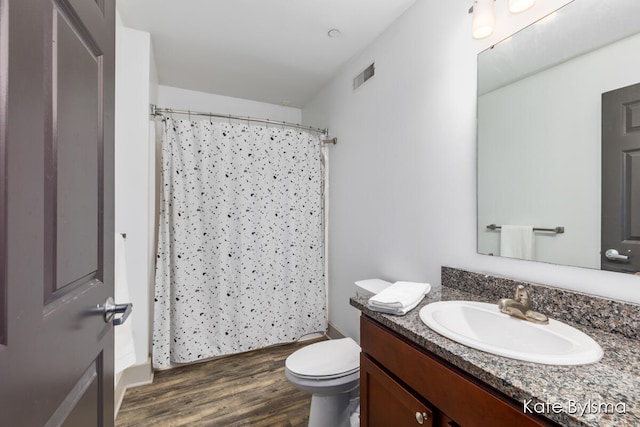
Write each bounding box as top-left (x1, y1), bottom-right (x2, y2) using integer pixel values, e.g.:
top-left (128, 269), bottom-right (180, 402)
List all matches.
top-left (419, 301), bottom-right (603, 365)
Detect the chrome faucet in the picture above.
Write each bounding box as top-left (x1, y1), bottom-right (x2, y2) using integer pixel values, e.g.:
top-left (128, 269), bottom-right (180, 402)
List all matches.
top-left (498, 285), bottom-right (549, 325)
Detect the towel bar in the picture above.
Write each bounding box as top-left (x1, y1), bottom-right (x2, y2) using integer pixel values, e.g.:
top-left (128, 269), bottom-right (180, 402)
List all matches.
top-left (486, 224), bottom-right (564, 234)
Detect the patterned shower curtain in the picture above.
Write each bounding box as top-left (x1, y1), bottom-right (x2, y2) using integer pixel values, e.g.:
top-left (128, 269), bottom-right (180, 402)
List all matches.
top-left (153, 118), bottom-right (326, 369)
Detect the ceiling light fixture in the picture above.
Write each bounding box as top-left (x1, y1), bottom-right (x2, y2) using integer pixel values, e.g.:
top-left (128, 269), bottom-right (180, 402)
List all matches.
top-left (471, 0), bottom-right (495, 39)
top-left (469, 0), bottom-right (535, 39)
top-left (327, 29), bottom-right (341, 38)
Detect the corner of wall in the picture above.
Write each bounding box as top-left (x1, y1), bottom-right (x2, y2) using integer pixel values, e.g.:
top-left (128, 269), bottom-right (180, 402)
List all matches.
top-left (114, 360), bottom-right (155, 418)
top-left (115, 23), bottom-right (155, 368)
top-left (148, 41), bottom-right (159, 105)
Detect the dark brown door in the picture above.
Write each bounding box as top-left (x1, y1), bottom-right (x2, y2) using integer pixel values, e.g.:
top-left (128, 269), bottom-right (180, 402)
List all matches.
top-left (0, 0), bottom-right (115, 425)
top-left (602, 82), bottom-right (640, 274)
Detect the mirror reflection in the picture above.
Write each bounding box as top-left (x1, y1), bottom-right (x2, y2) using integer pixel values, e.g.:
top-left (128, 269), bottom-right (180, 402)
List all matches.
top-left (477, 0), bottom-right (640, 272)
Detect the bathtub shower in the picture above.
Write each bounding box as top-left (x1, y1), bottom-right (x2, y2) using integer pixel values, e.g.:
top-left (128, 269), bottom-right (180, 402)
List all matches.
top-left (153, 117), bottom-right (327, 369)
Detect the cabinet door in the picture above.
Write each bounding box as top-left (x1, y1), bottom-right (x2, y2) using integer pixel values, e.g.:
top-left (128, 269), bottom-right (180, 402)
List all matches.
top-left (361, 354), bottom-right (434, 427)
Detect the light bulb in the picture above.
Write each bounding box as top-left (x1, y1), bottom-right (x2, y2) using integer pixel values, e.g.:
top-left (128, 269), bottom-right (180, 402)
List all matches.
top-left (508, 0), bottom-right (535, 13)
top-left (472, 0), bottom-right (495, 39)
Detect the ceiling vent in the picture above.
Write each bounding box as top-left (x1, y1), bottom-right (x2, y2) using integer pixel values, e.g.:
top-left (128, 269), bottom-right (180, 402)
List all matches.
top-left (353, 62), bottom-right (375, 90)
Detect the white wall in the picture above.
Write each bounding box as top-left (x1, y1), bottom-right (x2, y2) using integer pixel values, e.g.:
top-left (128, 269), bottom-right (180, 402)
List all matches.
top-left (115, 23), bottom-right (157, 367)
top-left (478, 32), bottom-right (640, 268)
top-left (302, 0), bottom-right (640, 342)
top-left (156, 85), bottom-right (302, 124)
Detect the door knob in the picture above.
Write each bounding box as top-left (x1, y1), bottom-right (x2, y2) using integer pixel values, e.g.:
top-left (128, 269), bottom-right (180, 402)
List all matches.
top-left (98, 297), bottom-right (133, 325)
top-left (605, 249), bottom-right (630, 262)
top-left (415, 411), bottom-right (429, 424)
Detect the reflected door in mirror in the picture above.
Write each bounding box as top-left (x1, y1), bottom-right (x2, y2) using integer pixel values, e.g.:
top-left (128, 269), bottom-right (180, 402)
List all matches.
top-left (601, 82), bottom-right (640, 274)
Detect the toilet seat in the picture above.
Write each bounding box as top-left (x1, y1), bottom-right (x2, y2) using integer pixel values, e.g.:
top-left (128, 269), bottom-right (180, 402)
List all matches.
top-left (287, 366), bottom-right (359, 380)
top-left (285, 338), bottom-right (360, 380)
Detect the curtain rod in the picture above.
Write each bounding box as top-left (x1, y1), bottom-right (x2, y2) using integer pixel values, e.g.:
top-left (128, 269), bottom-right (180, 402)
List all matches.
top-left (150, 104), bottom-right (335, 143)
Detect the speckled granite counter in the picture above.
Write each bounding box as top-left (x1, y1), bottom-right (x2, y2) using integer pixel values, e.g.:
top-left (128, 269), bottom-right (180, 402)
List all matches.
top-left (350, 268), bottom-right (640, 427)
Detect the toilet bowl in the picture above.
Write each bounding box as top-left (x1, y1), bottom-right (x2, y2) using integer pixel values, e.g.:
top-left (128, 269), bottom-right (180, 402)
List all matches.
top-left (285, 337), bottom-right (360, 427)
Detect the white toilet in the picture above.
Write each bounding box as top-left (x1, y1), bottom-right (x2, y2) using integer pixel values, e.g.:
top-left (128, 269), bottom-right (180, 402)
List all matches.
top-left (285, 337), bottom-right (361, 427)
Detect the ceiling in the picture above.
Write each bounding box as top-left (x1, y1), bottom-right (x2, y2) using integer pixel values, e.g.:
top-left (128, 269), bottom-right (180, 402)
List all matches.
top-left (117, 0), bottom-right (416, 108)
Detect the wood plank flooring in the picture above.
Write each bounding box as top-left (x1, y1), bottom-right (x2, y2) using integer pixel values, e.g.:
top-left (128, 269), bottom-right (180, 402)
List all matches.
top-left (116, 338), bottom-right (325, 427)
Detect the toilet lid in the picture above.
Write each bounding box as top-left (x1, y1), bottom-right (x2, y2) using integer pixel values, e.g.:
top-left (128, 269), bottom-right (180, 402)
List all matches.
top-left (286, 338), bottom-right (360, 379)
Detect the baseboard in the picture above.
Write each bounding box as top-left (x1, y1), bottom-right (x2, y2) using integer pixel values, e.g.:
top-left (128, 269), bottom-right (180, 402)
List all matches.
top-left (114, 372), bottom-right (127, 418)
top-left (327, 321), bottom-right (346, 339)
top-left (114, 359), bottom-right (154, 418)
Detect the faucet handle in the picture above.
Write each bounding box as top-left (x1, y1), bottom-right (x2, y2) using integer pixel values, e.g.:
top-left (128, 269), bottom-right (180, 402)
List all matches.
top-left (514, 285), bottom-right (531, 307)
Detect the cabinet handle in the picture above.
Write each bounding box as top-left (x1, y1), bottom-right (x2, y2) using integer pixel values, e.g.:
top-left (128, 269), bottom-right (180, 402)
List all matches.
top-left (415, 411), bottom-right (429, 424)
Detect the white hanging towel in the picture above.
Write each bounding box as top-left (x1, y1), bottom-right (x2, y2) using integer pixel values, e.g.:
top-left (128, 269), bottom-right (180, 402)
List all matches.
top-left (367, 281), bottom-right (431, 315)
top-left (500, 225), bottom-right (535, 260)
top-left (114, 233), bottom-right (136, 377)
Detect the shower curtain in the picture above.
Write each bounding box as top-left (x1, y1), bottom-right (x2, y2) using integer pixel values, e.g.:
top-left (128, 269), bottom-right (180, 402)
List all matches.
top-left (153, 118), bottom-right (326, 369)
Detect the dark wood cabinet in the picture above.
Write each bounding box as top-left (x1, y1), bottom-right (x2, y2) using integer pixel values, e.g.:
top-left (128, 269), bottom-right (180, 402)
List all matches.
top-left (360, 354), bottom-right (434, 426)
top-left (360, 315), bottom-right (558, 427)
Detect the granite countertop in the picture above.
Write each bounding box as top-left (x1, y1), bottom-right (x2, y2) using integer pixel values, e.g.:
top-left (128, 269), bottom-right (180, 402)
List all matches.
top-left (350, 283), bottom-right (640, 427)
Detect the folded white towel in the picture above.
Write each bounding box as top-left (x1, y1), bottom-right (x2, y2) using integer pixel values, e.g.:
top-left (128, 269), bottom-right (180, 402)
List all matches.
top-left (368, 281), bottom-right (431, 315)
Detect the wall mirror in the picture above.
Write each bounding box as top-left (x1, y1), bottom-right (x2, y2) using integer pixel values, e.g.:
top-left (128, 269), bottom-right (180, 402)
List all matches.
top-left (477, 0), bottom-right (640, 273)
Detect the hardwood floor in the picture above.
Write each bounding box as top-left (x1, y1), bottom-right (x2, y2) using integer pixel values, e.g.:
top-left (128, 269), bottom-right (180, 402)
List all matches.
top-left (116, 338), bottom-right (325, 427)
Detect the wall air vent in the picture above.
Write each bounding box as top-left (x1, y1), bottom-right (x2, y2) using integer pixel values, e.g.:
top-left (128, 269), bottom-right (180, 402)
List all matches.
top-left (353, 62), bottom-right (375, 90)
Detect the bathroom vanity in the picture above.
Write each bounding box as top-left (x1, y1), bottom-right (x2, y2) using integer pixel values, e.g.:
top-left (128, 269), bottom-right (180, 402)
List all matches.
top-left (359, 316), bottom-right (553, 426)
top-left (351, 267), bottom-right (640, 427)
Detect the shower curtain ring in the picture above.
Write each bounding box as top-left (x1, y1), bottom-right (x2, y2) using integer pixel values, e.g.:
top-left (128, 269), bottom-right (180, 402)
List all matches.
top-left (228, 114), bottom-right (231, 124)
top-left (247, 116), bottom-right (250, 127)
top-left (188, 110), bottom-right (191, 121)
top-left (209, 112), bottom-right (212, 124)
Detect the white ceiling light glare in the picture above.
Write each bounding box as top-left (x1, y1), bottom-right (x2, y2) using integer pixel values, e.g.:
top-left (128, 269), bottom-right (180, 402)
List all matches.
top-left (508, 0), bottom-right (535, 13)
top-left (327, 28), bottom-right (341, 38)
top-left (472, 0), bottom-right (495, 39)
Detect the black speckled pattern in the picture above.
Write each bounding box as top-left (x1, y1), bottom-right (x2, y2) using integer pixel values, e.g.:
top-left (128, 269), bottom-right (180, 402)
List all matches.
top-left (351, 268), bottom-right (640, 427)
top-left (153, 119), bottom-right (326, 369)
